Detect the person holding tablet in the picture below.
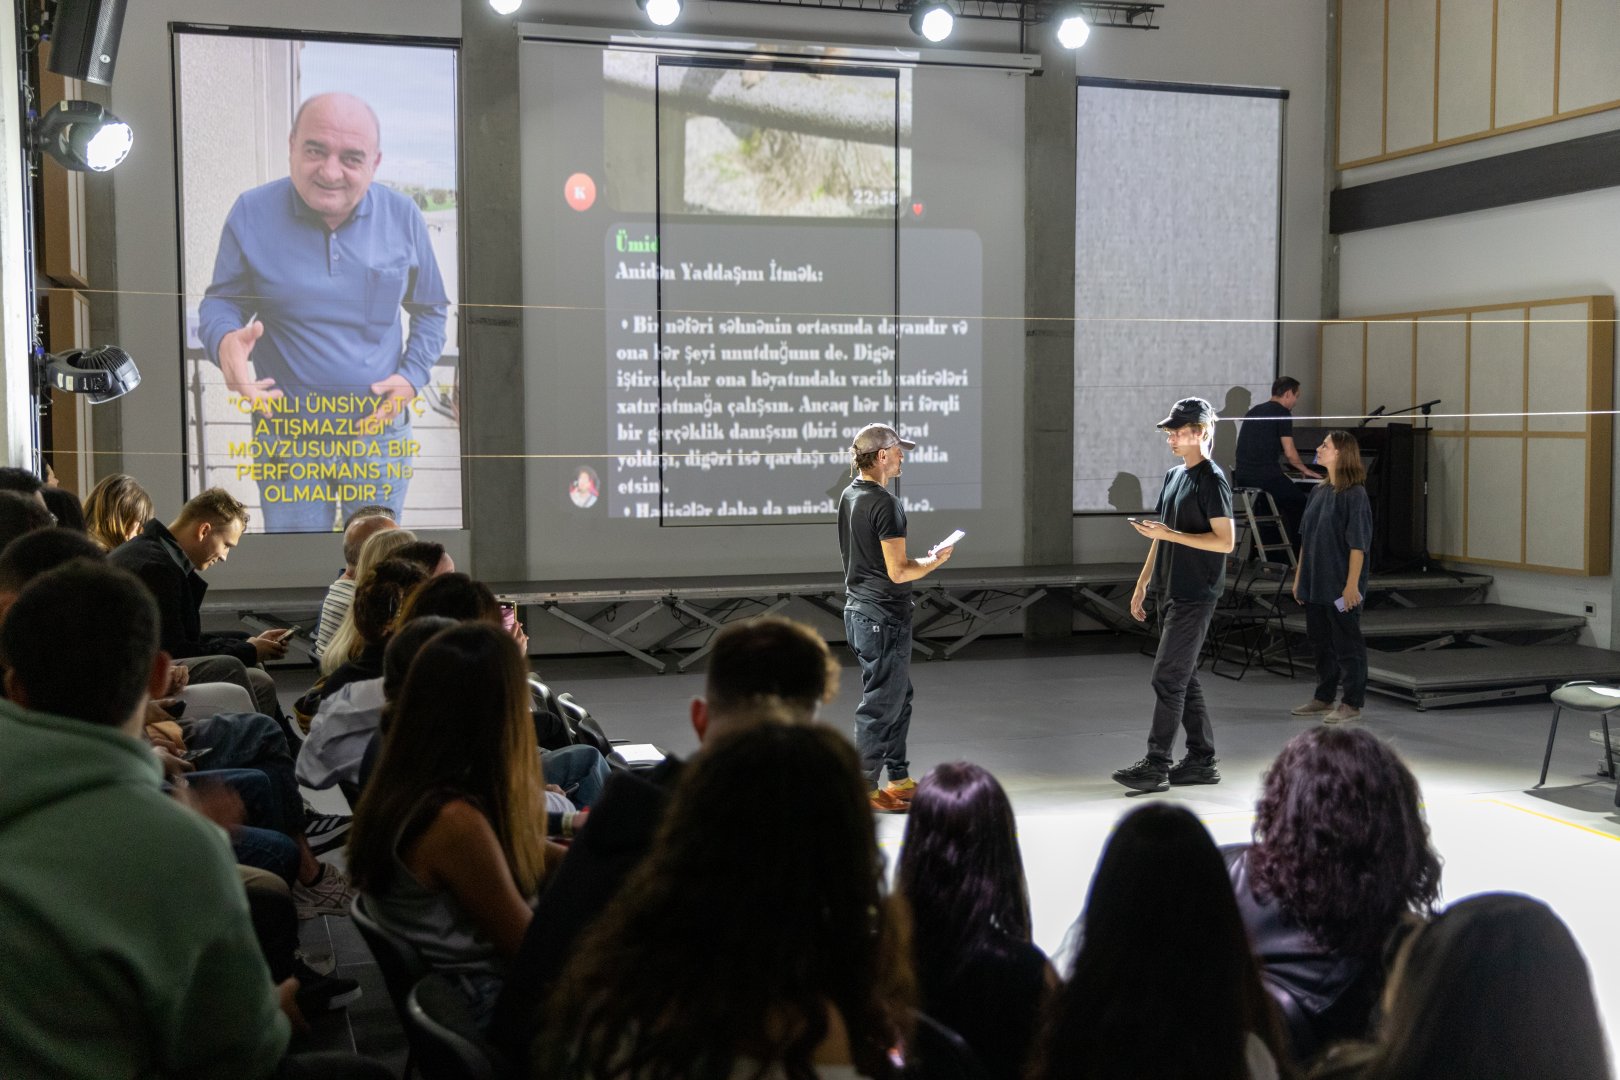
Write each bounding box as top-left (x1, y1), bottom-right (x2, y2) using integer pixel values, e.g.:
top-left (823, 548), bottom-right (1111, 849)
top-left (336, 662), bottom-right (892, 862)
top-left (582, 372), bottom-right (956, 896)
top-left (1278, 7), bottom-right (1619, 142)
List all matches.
top-left (838, 422), bottom-right (955, 814)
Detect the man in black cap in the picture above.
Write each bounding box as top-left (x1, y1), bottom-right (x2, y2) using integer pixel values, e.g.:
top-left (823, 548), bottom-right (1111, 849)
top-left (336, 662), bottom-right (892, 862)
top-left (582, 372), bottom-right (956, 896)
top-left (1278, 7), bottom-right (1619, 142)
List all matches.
top-left (1114, 397), bottom-right (1235, 793)
top-left (839, 422), bottom-right (954, 813)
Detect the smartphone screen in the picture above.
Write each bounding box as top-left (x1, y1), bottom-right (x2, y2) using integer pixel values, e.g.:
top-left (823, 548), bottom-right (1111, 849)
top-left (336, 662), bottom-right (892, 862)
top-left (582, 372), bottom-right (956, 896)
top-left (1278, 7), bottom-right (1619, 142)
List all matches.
top-left (499, 601), bottom-right (517, 633)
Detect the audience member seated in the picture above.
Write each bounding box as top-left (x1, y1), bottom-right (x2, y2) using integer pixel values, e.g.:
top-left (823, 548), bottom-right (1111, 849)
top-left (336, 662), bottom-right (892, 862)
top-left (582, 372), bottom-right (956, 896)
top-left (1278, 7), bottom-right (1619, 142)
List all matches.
top-left (897, 762), bottom-right (1055, 1080)
top-left (1227, 728), bottom-right (1441, 1063)
top-left (40, 484), bottom-right (87, 532)
top-left (295, 557), bottom-right (429, 726)
top-left (394, 538), bottom-right (454, 576)
top-left (84, 472), bottom-right (155, 551)
top-left (346, 621), bottom-right (557, 1029)
top-left (1033, 804), bottom-right (1290, 1080)
top-left (0, 465), bottom-right (46, 504)
top-left (318, 526), bottom-right (419, 677)
top-left (386, 572), bottom-right (612, 809)
top-left (108, 487), bottom-right (292, 720)
top-left (1309, 893), bottom-right (1609, 1080)
top-left (0, 525), bottom-right (356, 917)
top-left (491, 614), bottom-right (840, 1062)
top-left (0, 562), bottom-right (314, 1077)
top-left (537, 723), bottom-right (912, 1080)
top-left (299, 615), bottom-right (456, 792)
top-left (0, 490), bottom-right (51, 551)
top-left (314, 506), bottom-right (396, 659)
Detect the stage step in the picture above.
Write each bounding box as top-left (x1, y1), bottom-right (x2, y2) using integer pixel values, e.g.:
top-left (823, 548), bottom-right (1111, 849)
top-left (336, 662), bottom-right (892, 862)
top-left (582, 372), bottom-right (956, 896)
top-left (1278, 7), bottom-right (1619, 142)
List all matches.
top-left (1282, 603), bottom-right (1585, 644)
top-left (1365, 643), bottom-right (1620, 709)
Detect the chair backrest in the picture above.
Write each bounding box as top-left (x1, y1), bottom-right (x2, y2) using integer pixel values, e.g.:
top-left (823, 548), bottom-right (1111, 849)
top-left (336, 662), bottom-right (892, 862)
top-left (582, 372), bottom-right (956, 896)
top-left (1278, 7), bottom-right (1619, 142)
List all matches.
top-left (905, 1012), bottom-right (992, 1080)
top-left (555, 692), bottom-right (614, 759)
top-left (405, 973), bottom-right (505, 1080)
top-left (529, 677), bottom-right (576, 751)
top-left (350, 893), bottom-right (430, 1021)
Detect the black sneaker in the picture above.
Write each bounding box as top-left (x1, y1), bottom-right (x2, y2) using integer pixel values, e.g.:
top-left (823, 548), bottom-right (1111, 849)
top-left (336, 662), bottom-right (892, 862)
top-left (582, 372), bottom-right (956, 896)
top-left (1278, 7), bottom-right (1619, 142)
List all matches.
top-left (304, 812), bottom-right (352, 856)
top-left (292, 957), bottom-right (362, 1012)
top-left (1168, 755), bottom-right (1221, 786)
top-left (1111, 758), bottom-right (1170, 793)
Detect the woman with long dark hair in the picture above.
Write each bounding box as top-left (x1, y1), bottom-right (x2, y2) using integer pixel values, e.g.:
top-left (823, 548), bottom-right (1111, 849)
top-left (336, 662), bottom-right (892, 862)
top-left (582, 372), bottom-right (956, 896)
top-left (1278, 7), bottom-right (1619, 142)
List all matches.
top-left (538, 724), bottom-right (914, 1079)
top-left (346, 622), bottom-right (550, 1027)
top-left (1290, 430), bottom-right (1372, 724)
top-left (1310, 894), bottom-right (1610, 1080)
top-left (1230, 727), bottom-right (1441, 1063)
top-left (895, 762), bottom-right (1052, 1080)
top-left (1032, 803), bottom-right (1290, 1080)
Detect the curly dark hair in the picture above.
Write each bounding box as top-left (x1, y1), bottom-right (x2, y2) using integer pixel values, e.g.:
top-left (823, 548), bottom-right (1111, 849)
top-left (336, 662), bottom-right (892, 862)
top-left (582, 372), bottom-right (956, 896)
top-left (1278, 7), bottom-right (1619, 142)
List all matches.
top-left (397, 571), bottom-right (498, 626)
top-left (538, 724), bottom-right (914, 1080)
top-left (1248, 727), bottom-right (1441, 959)
top-left (896, 762), bottom-right (1031, 991)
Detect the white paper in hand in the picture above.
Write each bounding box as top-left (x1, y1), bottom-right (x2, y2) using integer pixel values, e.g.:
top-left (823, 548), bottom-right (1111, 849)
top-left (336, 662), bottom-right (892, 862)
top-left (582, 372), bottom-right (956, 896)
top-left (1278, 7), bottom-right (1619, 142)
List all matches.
top-left (930, 529), bottom-right (966, 556)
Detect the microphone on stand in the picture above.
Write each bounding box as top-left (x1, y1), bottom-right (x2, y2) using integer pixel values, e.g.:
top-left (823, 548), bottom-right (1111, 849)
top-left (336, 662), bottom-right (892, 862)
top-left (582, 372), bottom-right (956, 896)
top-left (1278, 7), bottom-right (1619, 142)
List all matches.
top-left (1357, 405), bottom-right (1387, 429)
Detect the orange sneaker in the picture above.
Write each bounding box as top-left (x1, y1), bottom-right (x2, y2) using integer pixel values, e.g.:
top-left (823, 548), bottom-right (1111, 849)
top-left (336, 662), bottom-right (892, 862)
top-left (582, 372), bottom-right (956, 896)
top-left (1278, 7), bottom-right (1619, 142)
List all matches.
top-left (884, 779), bottom-right (917, 805)
top-left (869, 788), bottom-right (910, 814)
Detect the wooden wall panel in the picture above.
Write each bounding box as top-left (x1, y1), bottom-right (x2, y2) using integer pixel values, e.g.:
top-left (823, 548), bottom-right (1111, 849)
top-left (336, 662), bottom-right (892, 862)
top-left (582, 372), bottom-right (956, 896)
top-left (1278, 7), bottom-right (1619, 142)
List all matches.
top-left (1493, 0), bottom-right (1558, 127)
top-left (1386, 0), bottom-right (1439, 152)
top-left (1468, 310), bottom-right (1526, 432)
top-left (1559, 0), bottom-right (1620, 112)
top-left (1321, 295), bottom-right (1610, 574)
top-left (1436, 0), bottom-right (1495, 141)
top-left (1341, 0), bottom-right (1620, 167)
top-left (1415, 315), bottom-right (1467, 432)
top-left (1320, 322), bottom-right (1367, 420)
top-left (1465, 437), bottom-right (1525, 562)
top-left (1339, 0), bottom-right (1388, 163)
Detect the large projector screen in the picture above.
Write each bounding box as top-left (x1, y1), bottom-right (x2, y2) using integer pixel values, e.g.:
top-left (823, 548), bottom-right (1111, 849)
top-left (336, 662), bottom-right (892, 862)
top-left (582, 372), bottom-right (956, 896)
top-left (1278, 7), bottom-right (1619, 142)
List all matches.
top-left (174, 29), bottom-right (462, 533)
top-left (520, 37), bottom-right (1026, 578)
top-left (1073, 78), bottom-right (1284, 514)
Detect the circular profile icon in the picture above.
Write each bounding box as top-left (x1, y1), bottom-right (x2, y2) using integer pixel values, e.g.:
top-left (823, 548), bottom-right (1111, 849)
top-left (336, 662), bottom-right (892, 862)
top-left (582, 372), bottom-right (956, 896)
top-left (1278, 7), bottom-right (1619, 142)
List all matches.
top-left (569, 465), bottom-right (600, 509)
top-left (564, 172), bottom-right (597, 212)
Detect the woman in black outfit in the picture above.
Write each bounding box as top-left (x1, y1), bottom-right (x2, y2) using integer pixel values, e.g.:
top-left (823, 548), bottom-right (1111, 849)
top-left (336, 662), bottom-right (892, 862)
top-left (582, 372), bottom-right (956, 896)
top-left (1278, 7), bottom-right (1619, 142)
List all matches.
top-left (896, 763), bottom-right (1053, 1080)
top-left (1290, 430), bottom-right (1373, 725)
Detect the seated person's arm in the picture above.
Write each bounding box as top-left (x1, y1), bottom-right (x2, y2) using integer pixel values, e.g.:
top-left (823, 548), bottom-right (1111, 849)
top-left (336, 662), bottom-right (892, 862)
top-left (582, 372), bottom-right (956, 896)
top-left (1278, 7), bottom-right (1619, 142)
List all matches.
top-left (408, 798), bottom-right (535, 959)
top-left (880, 537), bottom-right (953, 584)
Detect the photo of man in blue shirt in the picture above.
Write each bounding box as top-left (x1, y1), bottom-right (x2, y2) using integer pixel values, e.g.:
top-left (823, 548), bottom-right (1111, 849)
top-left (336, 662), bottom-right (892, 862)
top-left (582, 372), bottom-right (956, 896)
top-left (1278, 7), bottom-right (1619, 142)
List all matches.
top-left (198, 91), bottom-right (450, 532)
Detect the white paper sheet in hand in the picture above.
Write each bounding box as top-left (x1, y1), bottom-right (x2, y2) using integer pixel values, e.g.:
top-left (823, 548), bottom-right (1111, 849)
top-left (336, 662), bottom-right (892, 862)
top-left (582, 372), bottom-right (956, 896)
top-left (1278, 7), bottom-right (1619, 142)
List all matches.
top-left (930, 529), bottom-right (966, 555)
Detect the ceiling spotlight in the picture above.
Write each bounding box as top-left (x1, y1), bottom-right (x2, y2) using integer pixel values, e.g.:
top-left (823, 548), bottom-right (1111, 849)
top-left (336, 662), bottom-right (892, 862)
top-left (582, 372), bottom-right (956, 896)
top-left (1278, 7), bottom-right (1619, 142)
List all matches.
top-left (45, 346), bottom-right (142, 404)
top-left (32, 100), bottom-right (132, 172)
top-left (488, 0), bottom-right (521, 13)
top-left (1056, 9), bottom-right (1092, 49)
top-left (909, 2), bottom-right (954, 43)
top-left (638, 0), bottom-right (683, 26)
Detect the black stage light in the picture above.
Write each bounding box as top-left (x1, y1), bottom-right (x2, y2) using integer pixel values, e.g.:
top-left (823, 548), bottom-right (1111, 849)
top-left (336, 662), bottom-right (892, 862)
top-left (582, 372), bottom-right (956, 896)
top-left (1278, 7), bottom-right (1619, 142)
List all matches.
top-left (32, 100), bottom-right (133, 172)
top-left (637, 0), bottom-right (683, 27)
top-left (908, 2), bottom-right (954, 42)
top-left (45, 346), bottom-right (142, 404)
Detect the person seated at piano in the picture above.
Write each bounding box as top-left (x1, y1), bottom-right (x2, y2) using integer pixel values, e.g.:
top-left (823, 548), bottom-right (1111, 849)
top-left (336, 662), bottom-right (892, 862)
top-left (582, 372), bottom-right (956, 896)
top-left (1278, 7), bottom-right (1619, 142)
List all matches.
top-left (1234, 376), bottom-right (1321, 550)
top-left (1291, 431), bottom-right (1373, 725)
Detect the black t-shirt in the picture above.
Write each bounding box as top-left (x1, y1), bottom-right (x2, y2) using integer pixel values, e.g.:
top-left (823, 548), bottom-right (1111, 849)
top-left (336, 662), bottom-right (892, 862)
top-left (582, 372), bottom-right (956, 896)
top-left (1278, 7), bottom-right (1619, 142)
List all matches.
top-left (1153, 459), bottom-right (1233, 602)
top-left (839, 478), bottom-right (912, 621)
top-left (921, 940), bottom-right (1050, 1080)
top-left (1235, 399), bottom-right (1294, 477)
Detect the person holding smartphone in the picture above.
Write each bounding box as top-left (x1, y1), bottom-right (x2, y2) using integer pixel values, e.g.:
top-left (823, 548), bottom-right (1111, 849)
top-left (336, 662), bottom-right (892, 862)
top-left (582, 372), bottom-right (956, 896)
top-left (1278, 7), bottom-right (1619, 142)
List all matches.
top-left (1290, 430), bottom-right (1373, 724)
top-left (1114, 398), bottom-right (1235, 794)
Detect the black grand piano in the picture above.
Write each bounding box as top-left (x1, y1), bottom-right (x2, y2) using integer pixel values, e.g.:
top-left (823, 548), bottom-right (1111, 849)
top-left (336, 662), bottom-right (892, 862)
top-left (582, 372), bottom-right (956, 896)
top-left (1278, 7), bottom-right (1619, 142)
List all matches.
top-left (1290, 423), bottom-right (1429, 573)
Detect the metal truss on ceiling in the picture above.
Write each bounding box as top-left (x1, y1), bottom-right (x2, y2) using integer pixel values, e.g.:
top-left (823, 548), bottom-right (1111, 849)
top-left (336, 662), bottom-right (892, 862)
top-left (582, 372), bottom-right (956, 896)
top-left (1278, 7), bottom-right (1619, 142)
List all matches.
top-left (702, 1), bottom-right (1164, 30)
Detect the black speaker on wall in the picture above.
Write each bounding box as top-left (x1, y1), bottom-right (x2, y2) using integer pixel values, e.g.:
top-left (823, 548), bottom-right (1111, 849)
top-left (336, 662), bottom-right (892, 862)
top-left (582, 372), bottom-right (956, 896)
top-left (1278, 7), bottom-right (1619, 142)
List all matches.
top-left (47, 0), bottom-right (128, 86)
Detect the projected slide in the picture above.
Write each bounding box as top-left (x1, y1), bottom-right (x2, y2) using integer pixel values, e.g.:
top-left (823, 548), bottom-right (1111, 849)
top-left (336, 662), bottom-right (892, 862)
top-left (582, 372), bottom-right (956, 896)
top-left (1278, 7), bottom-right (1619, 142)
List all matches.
top-left (174, 30), bottom-right (461, 532)
top-left (523, 47), bottom-right (986, 531)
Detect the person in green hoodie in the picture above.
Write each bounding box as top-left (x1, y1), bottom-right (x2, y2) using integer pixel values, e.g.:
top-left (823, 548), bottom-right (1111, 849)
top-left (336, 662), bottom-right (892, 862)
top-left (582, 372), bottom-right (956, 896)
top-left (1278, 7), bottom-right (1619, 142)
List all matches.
top-left (0, 561), bottom-right (292, 1079)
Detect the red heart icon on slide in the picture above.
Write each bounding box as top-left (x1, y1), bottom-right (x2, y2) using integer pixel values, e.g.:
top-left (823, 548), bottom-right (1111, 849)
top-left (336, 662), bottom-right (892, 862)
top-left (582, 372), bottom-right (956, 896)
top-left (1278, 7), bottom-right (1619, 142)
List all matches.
top-left (911, 202), bottom-right (925, 217)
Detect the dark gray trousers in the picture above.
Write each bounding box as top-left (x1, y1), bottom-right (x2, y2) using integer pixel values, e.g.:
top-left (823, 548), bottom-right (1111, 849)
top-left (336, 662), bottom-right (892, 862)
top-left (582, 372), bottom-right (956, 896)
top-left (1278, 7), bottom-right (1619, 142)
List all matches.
top-left (1147, 599), bottom-right (1218, 763)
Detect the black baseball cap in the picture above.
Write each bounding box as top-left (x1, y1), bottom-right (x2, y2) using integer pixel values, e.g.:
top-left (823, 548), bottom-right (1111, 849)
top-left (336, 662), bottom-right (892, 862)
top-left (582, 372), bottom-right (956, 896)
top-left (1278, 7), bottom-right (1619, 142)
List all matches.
top-left (1156, 397), bottom-right (1218, 430)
